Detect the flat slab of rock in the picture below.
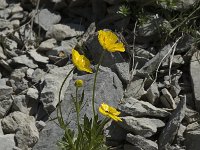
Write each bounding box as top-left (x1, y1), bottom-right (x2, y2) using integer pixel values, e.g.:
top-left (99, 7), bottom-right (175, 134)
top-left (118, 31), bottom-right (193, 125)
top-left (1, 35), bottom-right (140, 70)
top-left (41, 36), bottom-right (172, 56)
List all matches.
top-left (137, 44), bottom-right (171, 76)
top-left (185, 128), bottom-right (200, 150)
top-left (0, 134), bottom-right (16, 150)
top-left (28, 50), bottom-right (49, 64)
top-left (126, 134), bottom-right (158, 150)
top-left (119, 97), bottom-right (170, 117)
top-left (34, 67), bottom-right (124, 150)
top-left (11, 55), bottom-right (38, 68)
top-left (1, 111), bottom-right (39, 149)
top-left (40, 64), bottom-right (74, 112)
top-left (158, 95), bottom-right (186, 149)
top-left (34, 9), bottom-right (61, 31)
top-left (124, 78), bottom-right (146, 99)
top-left (118, 116), bottom-right (165, 137)
top-left (46, 24), bottom-right (84, 41)
top-left (190, 51), bottom-right (200, 112)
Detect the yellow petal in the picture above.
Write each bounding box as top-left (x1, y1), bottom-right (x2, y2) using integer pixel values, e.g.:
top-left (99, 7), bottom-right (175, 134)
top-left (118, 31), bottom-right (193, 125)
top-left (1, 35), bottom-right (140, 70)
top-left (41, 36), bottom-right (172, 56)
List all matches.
top-left (98, 30), bottom-right (125, 52)
top-left (107, 43), bottom-right (125, 52)
top-left (71, 49), bottom-right (93, 73)
top-left (108, 114), bottom-right (122, 122)
top-left (109, 106), bottom-right (121, 116)
top-left (99, 106), bottom-right (109, 116)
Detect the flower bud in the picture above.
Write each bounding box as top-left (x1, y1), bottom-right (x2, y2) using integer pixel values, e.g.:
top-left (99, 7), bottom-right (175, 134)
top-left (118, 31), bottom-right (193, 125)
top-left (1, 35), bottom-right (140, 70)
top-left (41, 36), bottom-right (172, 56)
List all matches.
top-left (75, 79), bottom-right (84, 87)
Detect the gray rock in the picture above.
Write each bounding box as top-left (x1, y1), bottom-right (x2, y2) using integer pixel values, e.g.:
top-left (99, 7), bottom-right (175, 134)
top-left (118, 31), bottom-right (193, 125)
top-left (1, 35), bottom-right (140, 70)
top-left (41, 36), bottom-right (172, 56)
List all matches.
top-left (0, 0), bottom-right (8, 9)
top-left (0, 134), bottom-right (16, 150)
top-left (104, 120), bottom-right (127, 143)
top-left (10, 67), bottom-right (28, 81)
top-left (104, 0), bottom-right (122, 4)
top-left (0, 119), bottom-right (3, 135)
top-left (38, 38), bottom-right (57, 52)
top-left (0, 95), bottom-right (12, 118)
top-left (190, 51), bottom-right (200, 112)
top-left (34, 67), bottom-right (123, 150)
top-left (28, 50), bottom-right (49, 64)
top-left (0, 19), bottom-right (12, 30)
top-left (158, 95), bottom-right (186, 149)
top-left (126, 134), bottom-right (158, 150)
top-left (119, 97), bottom-right (170, 117)
top-left (40, 64), bottom-right (74, 112)
top-left (26, 88), bottom-right (39, 116)
top-left (27, 88), bottom-right (39, 100)
top-left (46, 24), bottom-right (84, 41)
top-left (162, 55), bottom-right (184, 68)
top-left (26, 68), bottom-right (34, 79)
top-left (114, 62), bottom-right (130, 83)
top-left (146, 82), bottom-right (160, 104)
top-left (31, 68), bottom-right (46, 83)
top-left (118, 116), bottom-right (165, 137)
top-left (176, 35), bottom-right (194, 54)
top-left (137, 44), bottom-right (172, 76)
top-left (124, 144), bottom-right (143, 150)
top-left (0, 84), bottom-right (13, 97)
top-left (34, 9), bottom-right (61, 31)
top-left (46, 38), bottom-right (77, 56)
top-left (0, 8), bottom-right (11, 19)
top-left (11, 55), bottom-right (38, 68)
top-left (161, 88), bottom-right (176, 109)
top-left (124, 78), bottom-right (146, 99)
top-left (136, 14), bottom-right (171, 43)
top-left (35, 121), bottom-right (46, 131)
top-left (133, 46), bottom-right (155, 59)
top-left (1, 111), bottom-right (39, 149)
top-left (0, 46), bottom-right (6, 59)
top-left (159, 0), bottom-right (198, 11)
top-left (12, 95), bottom-right (29, 114)
top-left (185, 128), bottom-right (200, 150)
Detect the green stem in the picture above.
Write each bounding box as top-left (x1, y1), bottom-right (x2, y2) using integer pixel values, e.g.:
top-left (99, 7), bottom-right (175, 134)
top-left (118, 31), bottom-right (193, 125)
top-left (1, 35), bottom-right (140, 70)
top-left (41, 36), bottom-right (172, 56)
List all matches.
top-left (75, 87), bottom-right (80, 127)
top-left (57, 66), bottom-right (75, 149)
top-left (91, 50), bottom-right (106, 119)
top-left (57, 67), bottom-right (75, 125)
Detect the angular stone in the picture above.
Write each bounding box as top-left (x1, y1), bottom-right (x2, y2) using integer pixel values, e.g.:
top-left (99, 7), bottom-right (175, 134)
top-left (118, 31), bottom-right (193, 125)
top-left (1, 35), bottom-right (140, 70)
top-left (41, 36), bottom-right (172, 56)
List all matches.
top-left (38, 38), bottom-right (57, 51)
top-left (0, 134), bottom-right (16, 150)
top-left (28, 50), bottom-right (49, 64)
top-left (137, 44), bottom-right (172, 76)
top-left (114, 62), bottom-right (130, 83)
top-left (161, 88), bottom-right (176, 109)
top-left (158, 95), bottom-right (186, 149)
top-left (0, 0), bottom-right (8, 9)
top-left (120, 97), bottom-right (170, 117)
top-left (34, 67), bottom-right (123, 150)
top-left (0, 96), bottom-right (12, 118)
top-left (12, 95), bottom-right (29, 114)
top-left (126, 134), bottom-right (158, 150)
top-left (46, 24), bottom-right (84, 41)
top-left (1, 111), bottom-right (39, 149)
top-left (104, 120), bottom-right (127, 143)
top-left (124, 78), bottom-right (146, 99)
top-left (190, 51), bottom-right (200, 112)
top-left (11, 55), bottom-right (38, 68)
top-left (146, 82), bottom-right (160, 104)
top-left (118, 116), bottom-right (165, 137)
top-left (34, 9), bottom-right (61, 31)
top-left (40, 64), bottom-right (73, 112)
top-left (185, 128), bottom-right (200, 150)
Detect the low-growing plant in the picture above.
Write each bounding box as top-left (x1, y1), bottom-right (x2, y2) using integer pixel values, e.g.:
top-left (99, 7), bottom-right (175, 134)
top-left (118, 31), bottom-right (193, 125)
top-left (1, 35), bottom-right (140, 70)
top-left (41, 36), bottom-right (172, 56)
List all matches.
top-left (56, 30), bottom-right (125, 150)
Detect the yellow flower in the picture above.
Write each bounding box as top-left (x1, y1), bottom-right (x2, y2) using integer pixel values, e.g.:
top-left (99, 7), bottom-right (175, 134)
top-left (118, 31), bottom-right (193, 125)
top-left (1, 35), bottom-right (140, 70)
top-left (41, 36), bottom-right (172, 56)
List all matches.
top-left (98, 30), bottom-right (125, 52)
top-left (99, 103), bottom-right (122, 122)
top-left (72, 49), bottom-right (93, 73)
top-left (75, 79), bottom-right (84, 87)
